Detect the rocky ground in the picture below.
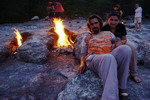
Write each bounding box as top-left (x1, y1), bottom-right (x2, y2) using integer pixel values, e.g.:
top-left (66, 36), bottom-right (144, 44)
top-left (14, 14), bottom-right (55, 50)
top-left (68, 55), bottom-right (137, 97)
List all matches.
top-left (0, 18), bottom-right (150, 100)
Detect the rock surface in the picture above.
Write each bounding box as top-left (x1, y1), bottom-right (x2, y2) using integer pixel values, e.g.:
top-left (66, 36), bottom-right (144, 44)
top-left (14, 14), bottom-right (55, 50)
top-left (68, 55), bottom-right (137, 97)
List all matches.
top-left (126, 23), bottom-right (150, 68)
top-left (58, 70), bottom-right (102, 100)
top-left (0, 18), bottom-right (150, 100)
top-left (0, 52), bottom-right (78, 100)
top-left (0, 44), bottom-right (11, 63)
top-left (58, 66), bottom-right (150, 100)
top-left (16, 30), bottom-right (52, 64)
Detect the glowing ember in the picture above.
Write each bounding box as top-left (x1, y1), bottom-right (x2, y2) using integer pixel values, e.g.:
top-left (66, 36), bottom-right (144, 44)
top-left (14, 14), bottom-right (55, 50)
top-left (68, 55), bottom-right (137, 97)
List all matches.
top-left (13, 28), bottom-right (22, 47)
top-left (53, 18), bottom-right (73, 48)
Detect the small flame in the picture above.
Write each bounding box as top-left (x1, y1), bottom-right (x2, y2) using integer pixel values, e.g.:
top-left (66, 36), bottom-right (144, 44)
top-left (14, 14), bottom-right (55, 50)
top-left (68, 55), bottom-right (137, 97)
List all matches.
top-left (13, 28), bottom-right (22, 47)
top-left (53, 18), bottom-right (73, 48)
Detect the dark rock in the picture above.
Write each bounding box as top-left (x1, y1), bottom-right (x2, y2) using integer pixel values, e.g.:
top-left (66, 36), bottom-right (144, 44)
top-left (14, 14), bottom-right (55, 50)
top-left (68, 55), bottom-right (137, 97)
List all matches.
top-left (1, 98), bottom-right (9, 100)
top-left (19, 96), bottom-right (26, 100)
top-left (76, 21), bottom-right (80, 23)
top-left (137, 40), bottom-right (150, 68)
top-left (125, 24), bottom-right (135, 29)
top-left (15, 31), bottom-right (54, 64)
top-left (127, 66), bottom-right (150, 100)
top-left (1, 93), bottom-right (37, 100)
top-left (47, 37), bottom-right (55, 51)
top-left (53, 47), bottom-right (73, 54)
top-left (0, 52), bottom-right (73, 100)
top-left (144, 14), bottom-right (150, 19)
top-left (0, 44), bottom-right (12, 63)
top-left (144, 61), bottom-right (150, 69)
top-left (17, 41), bottom-right (50, 64)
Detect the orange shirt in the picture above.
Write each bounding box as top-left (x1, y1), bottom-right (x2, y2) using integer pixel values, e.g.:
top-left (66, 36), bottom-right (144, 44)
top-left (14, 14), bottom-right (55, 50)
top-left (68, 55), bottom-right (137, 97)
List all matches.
top-left (55, 2), bottom-right (64, 13)
top-left (86, 31), bottom-right (115, 54)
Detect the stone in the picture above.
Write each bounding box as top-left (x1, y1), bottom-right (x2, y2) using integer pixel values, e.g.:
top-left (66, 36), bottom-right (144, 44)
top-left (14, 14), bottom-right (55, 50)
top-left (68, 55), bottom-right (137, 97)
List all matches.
top-left (45, 16), bottom-right (49, 20)
top-left (31, 16), bottom-right (39, 21)
top-left (58, 70), bottom-right (102, 100)
top-left (15, 31), bottom-right (54, 64)
top-left (17, 41), bottom-right (50, 64)
top-left (137, 40), bottom-right (150, 68)
top-left (1, 98), bottom-right (9, 100)
top-left (0, 44), bottom-right (12, 63)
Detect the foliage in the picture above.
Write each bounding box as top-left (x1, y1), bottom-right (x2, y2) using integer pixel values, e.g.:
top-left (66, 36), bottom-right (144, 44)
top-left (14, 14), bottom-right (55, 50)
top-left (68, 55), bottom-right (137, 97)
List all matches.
top-left (0, 0), bottom-right (149, 23)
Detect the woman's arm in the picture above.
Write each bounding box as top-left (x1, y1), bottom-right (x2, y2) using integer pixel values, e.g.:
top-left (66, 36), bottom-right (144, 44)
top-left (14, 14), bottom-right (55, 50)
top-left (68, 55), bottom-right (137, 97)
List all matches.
top-left (115, 36), bottom-right (127, 47)
top-left (121, 35), bottom-right (127, 44)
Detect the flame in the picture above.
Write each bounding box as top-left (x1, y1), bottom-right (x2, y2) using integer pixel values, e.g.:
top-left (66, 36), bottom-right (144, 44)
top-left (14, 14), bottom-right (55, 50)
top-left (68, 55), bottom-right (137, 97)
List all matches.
top-left (13, 28), bottom-right (22, 47)
top-left (53, 18), bottom-right (73, 48)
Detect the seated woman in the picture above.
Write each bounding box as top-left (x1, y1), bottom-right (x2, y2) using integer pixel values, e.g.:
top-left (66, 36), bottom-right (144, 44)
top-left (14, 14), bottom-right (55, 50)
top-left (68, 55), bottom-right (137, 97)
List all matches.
top-left (102, 13), bottom-right (142, 83)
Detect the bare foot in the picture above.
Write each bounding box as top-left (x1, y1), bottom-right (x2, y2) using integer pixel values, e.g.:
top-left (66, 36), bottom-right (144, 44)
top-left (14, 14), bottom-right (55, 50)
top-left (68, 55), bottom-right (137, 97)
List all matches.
top-left (129, 75), bottom-right (142, 83)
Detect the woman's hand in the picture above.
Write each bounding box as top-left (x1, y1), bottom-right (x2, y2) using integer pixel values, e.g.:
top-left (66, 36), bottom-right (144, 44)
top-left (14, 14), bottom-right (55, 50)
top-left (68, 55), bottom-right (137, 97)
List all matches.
top-left (115, 37), bottom-right (122, 47)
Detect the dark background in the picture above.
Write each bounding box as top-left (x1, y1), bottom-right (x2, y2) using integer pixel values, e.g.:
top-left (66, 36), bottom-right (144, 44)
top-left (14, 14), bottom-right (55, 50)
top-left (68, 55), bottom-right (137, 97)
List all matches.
top-left (0, 0), bottom-right (149, 23)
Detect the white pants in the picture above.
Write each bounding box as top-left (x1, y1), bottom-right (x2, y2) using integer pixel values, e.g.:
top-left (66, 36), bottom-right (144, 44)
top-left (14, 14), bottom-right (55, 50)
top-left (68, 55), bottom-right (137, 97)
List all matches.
top-left (86, 45), bottom-right (132, 100)
top-left (134, 17), bottom-right (142, 24)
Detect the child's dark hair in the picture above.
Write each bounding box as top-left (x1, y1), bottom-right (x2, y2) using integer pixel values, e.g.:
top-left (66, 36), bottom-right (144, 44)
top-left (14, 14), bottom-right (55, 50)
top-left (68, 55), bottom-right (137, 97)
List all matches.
top-left (87, 14), bottom-right (103, 32)
top-left (113, 4), bottom-right (120, 8)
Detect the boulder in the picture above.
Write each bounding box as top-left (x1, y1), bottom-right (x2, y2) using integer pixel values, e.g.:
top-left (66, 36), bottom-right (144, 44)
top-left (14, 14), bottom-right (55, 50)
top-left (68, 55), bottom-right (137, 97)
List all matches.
top-left (137, 40), bottom-right (150, 69)
top-left (0, 44), bottom-right (11, 63)
top-left (58, 70), bottom-right (102, 100)
top-left (17, 41), bottom-right (50, 64)
top-left (31, 16), bottom-right (39, 21)
top-left (16, 31), bottom-right (54, 64)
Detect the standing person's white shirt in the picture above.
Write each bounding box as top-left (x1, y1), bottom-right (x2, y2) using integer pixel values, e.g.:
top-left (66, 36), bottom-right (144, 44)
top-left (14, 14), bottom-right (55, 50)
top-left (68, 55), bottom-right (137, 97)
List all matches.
top-left (134, 4), bottom-right (142, 30)
top-left (135, 7), bottom-right (142, 18)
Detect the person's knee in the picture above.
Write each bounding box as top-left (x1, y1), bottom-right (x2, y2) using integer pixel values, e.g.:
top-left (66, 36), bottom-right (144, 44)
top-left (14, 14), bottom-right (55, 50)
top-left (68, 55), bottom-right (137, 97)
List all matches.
top-left (102, 54), bottom-right (117, 69)
top-left (103, 54), bottom-right (115, 60)
top-left (118, 45), bottom-right (132, 55)
top-left (127, 43), bottom-right (136, 52)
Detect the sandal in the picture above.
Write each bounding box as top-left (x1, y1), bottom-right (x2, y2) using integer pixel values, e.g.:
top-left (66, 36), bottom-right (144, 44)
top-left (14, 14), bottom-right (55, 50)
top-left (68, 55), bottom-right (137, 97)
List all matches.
top-left (129, 75), bottom-right (142, 83)
top-left (119, 89), bottom-right (128, 100)
top-left (119, 89), bottom-right (128, 96)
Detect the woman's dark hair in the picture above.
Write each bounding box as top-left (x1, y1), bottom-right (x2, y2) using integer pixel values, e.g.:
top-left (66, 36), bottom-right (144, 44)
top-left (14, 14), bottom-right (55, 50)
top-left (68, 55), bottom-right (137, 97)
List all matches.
top-left (87, 14), bottom-right (103, 32)
top-left (106, 13), bottom-right (120, 21)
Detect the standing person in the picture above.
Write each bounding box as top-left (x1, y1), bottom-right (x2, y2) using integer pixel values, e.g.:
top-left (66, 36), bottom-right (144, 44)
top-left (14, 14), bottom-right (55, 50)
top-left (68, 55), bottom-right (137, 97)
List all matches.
top-left (48, 2), bottom-right (56, 18)
top-left (47, 1), bottom-right (56, 25)
top-left (78, 14), bottom-right (132, 100)
top-left (134, 3), bottom-right (142, 30)
top-left (102, 13), bottom-right (142, 83)
top-left (111, 4), bottom-right (123, 17)
top-left (54, 1), bottom-right (64, 18)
